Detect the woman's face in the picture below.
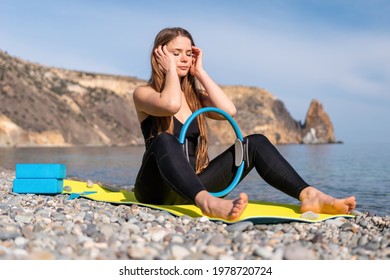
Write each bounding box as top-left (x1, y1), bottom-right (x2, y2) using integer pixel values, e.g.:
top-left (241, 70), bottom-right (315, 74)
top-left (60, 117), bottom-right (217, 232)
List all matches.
top-left (166, 36), bottom-right (193, 77)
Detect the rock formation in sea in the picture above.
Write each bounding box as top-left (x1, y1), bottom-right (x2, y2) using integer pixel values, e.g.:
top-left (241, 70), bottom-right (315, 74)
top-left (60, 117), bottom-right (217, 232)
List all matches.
top-left (0, 50), bottom-right (337, 147)
top-left (301, 99), bottom-right (336, 144)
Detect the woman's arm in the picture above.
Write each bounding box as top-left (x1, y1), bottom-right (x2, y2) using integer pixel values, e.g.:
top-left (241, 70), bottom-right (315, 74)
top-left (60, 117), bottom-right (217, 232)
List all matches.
top-left (191, 46), bottom-right (236, 119)
top-left (133, 45), bottom-right (182, 120)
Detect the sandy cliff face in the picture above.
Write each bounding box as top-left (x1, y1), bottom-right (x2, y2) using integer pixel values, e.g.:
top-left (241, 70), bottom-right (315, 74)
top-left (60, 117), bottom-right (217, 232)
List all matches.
top-left (0, 50), bottom-right (143, 146)
top-left (0, 50), bottom-right (336, 147)
top-left (206, 86), bottom-right (303, 145)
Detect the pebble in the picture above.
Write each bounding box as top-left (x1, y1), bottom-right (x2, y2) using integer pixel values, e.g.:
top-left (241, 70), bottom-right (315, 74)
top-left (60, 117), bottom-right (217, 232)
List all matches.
top-left (300, 211), bottom-right (320, 220)
top-left (0, 167), bottom-right (389, 260)
top-left (226, 221), bottom-right (253, 232)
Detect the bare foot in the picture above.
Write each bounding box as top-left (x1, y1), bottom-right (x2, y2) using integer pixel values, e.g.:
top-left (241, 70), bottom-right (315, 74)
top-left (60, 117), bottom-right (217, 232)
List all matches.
top-left (299, 186), bottom-right (356, 214)
top-left (195, 191), bottom-right (248, 221)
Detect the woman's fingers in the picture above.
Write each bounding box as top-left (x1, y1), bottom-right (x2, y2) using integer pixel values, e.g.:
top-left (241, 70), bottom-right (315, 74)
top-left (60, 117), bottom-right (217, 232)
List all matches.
top-left (154, 45), bottom-right (163, 57)
top-left (191, 46), bottom-right (202, 58)
top-left (154, 45), bottom-right (174, 73)
top-left (191, 46), bottom-right (203, 76)
top-left (162, 45), bottom-right (169, 54)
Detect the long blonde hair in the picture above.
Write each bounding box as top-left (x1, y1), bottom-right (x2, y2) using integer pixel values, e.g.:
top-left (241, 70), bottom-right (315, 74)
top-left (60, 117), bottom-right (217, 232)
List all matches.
top-left (148, 27), bottom-right (209, 173)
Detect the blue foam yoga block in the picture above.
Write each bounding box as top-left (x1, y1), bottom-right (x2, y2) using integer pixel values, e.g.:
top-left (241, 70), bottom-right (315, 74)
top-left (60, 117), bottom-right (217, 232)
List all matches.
top-left (13, 179), bottom-right (63, 194)
top-left (16, 163), bottom-right (66, 179)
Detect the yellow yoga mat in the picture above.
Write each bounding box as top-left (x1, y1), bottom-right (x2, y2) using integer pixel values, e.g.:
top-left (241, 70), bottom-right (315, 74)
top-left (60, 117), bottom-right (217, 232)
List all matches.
top-left (63, 179), bottom-right (354, 224)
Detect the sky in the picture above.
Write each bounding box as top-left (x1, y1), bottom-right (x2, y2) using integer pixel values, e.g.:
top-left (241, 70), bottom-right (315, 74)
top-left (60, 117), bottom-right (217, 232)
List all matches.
top-left (1, 0), bottom-right (389, 144)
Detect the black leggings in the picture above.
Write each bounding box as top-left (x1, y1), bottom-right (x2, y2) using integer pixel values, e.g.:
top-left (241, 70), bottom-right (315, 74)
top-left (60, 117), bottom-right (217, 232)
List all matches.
top-left (134, 133), bottom-right (309, 205)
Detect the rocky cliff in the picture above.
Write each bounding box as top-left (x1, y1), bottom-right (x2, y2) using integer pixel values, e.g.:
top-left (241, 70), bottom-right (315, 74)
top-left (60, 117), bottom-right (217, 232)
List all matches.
top-left (0, 50), bottom-right (336, 147)
top-left (301, 99), bottom-right (336, 144)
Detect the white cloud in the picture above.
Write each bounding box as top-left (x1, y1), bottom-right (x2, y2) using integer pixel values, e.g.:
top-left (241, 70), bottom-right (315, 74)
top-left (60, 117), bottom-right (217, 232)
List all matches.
top-left (196, 18), bottom-right (390, 104)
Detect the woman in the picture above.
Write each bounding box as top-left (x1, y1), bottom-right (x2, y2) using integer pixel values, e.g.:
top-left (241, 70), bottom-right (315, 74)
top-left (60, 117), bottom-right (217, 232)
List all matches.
top-left (133, 27), bottom-right (356, 221)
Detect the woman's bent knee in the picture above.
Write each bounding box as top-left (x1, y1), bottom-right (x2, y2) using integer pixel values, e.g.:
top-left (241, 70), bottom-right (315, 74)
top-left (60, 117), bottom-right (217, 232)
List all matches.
top-left (246, 134), bottom-right (271, 145)
top-left (154, 132), bottom-right (178, 143)
top-left (151, 132), bottom-right (181, 149)
top-left (147, 132), bottom-right (186, 160)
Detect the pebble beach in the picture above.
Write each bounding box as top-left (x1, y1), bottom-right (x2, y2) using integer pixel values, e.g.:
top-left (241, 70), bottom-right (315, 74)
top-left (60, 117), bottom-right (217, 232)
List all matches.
top-left (0, 166), bottom-right (389, 260)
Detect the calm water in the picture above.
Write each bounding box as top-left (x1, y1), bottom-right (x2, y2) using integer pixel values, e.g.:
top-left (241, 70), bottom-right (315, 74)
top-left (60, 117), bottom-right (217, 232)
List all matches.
top-left (1, 143), bottom-right (389, 216)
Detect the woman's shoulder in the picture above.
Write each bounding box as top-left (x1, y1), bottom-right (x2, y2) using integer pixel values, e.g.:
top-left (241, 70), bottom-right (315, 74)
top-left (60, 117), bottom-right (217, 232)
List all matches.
top-left (133, 85), bottom-right (149, 120)
top-left (133, 84), bottom-right (153, 102)
top-left (134, 84), bottom-right (151, 94)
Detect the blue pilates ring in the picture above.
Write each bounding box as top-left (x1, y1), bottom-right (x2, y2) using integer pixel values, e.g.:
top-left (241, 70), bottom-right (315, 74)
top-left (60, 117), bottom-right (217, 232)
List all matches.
top-left (179, 107), bottom-right (245, 197)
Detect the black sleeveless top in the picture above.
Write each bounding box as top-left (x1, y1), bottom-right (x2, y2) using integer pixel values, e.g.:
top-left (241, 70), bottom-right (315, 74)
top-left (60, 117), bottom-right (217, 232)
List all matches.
top-left (140, 115), bottom-right (200, 157)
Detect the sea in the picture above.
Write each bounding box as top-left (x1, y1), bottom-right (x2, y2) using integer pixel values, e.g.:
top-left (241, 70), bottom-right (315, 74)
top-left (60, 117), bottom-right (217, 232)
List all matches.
top-left (1, 142), bottom-right (389, 216)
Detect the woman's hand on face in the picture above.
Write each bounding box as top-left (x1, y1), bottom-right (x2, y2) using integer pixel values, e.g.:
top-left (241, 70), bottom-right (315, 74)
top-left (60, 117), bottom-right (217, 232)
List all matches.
top-left (154, 45), bottom-right (176, 74)
top-left (190, 46), bottom-right (204, 77)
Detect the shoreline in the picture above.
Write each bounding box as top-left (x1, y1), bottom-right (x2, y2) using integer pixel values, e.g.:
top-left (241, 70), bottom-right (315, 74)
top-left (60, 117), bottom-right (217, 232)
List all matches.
top-left (0, 166), bottom-right (389, 260)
